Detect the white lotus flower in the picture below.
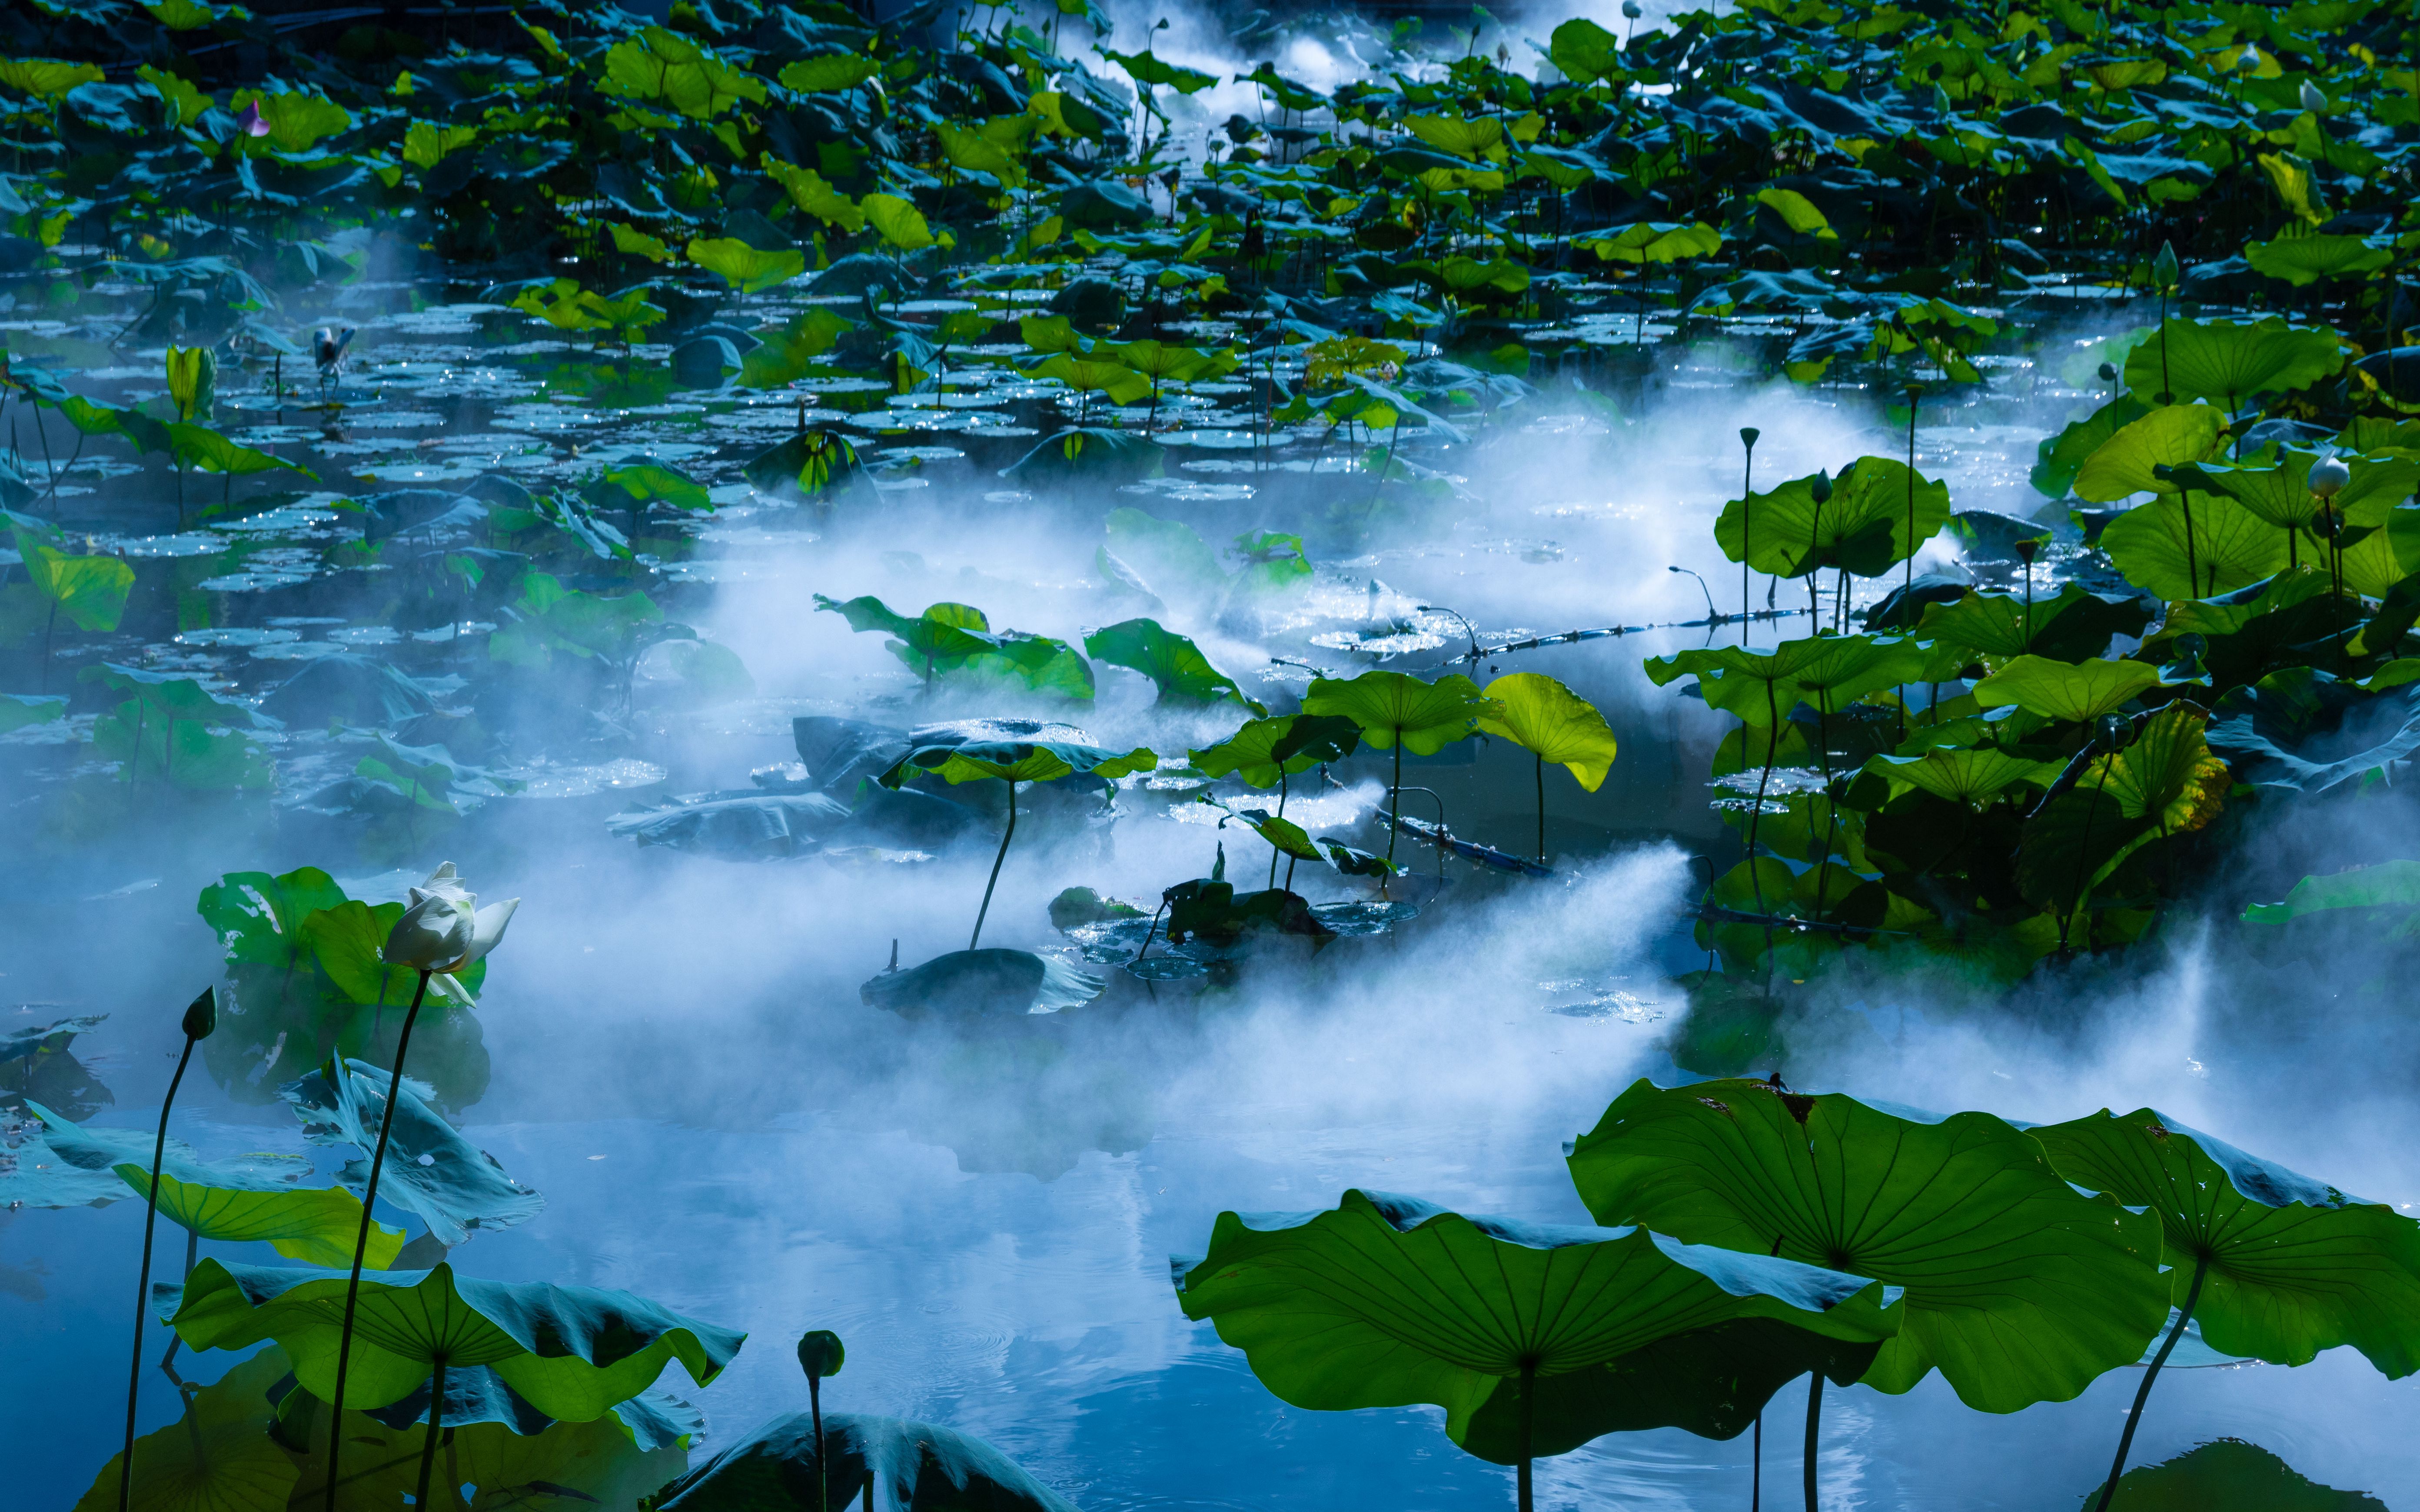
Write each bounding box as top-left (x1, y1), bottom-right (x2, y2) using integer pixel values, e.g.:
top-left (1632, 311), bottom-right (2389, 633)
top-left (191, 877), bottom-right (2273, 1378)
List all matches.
top-left (381, 862), bottom-right (519, 1004)
top-left (2310, 456), bottom-right (2351, 499)
top-left (2300, 80), bottom-right (2327, 113)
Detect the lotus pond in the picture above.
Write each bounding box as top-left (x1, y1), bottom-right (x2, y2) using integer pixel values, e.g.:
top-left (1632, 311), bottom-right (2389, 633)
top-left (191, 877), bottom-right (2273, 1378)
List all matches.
top-left (6, 0), bottom-right (2420, 1507)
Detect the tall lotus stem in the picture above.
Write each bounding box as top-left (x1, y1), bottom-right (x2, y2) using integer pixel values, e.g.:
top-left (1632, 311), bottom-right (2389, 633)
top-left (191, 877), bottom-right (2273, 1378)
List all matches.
top-left (1516, 1356), bottom-right (1536, 1512)
top-left (1902, 385), bottom-right (1920, 598)
top-left (1802, 1374), bottom-right (1824, 1512)
top-left (1739, 427), bottom-right (1760, 644)
top-left (414, 1356), bottom-right (450, 1512)
top-left (798, 1331), bottom-right (844, 1512)
top-left (971, 780), bottom-right (1017, 950)
top-left (2092, 1253), bottom-right (2211, 1511)
top-left (325, 968), bottom-right (432, 1512)
top-left (122, 987), bottom-right (216, 1512)
top-left (2016, 539), bottom-right (2039, 650)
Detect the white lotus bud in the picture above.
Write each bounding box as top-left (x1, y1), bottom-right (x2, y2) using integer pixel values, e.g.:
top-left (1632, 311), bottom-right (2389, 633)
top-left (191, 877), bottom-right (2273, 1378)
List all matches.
top-left (2235, 44), bottom-right (2259, 71)
top-left (2300, 80), bottom-right (2327, 113)
top-left (2310, 456), bottom-right (2351, 499)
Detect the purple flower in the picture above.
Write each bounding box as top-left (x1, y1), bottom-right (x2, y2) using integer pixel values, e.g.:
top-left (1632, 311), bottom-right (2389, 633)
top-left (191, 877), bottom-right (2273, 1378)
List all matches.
top-left (237, 100), bottom-right (270, 138)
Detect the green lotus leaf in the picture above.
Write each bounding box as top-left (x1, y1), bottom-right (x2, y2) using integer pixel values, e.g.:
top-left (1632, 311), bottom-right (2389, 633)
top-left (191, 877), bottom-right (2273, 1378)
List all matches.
top-left (859, 948), bottom-right (1104, 1017)
top-left (11, 527), bottom-right (134, 631)
top-left (1173, 1188), bottom-right (1898, 1462)
top-left (1715, 458), bottom-right (1951, 577)
top-left (779, 54), bottom-right (881, 93)
top-left (163, 1258), bottom-right (746, 1419)
top-left (597, 461), bottom-right (711, 511)
top-left (685, 237), bottom-right (805, 295)
top-left (1478, 672), bottom-right (1618, 790)
top-left (1914, 584), bottom-right (2151, 664)
top-left (71, 1343), bottom-right (297, 1512)
top-left (1190, 714), bottom-right (1362, 788)
top-left (301, 899), bottom-right (421, 1007)
top-left (1865, 747), bottom-right (2062, 808)
top-left (1029, 350), bottom-right (1150, 405)
top-left (1567, 1079), bottom-right (2169, 1412)
top-left (860, 192), bottom-right (936, 251)
top-left (2087, 703), bottom-right (2229, 834)
top-left (114, 1164), bottom-right (405, 1269)
top-left (2031, 1109), bottom-right (2420, 1374)
top-left (2101, 488), bottom-right (2290, 600)
top-left (1209, 799), bottom-right (1324, 862)
top-left (2033, 394), bottom-right (2151, 499)
top-left (1300, 670), bottom-right (1496, 753)
top-left (2121, 317), bottom-right (2342, 405)
top-left (0, 691), bottom-right (64, 733)
top-left (1547, 17), bottom-right (1622, 82)
top-left (1592, 221), bottom-right (1721, 265)
top-left (6, 1101), bottom-right (308, 1212)
top-left (816, 592), bottom-right (993, 655)
top-left (880, 739), bottom-right (1155, 787)
top-left (165, 423), bottom-right (314, 480)
top-left (1084, 617), bottom-right (1261, 711)
top-left (197, 865), bottom-right (349, 970)
top-left (2206, 666), bottom-right (2420, 792)
top-left (2072, 405), bottom-right (2227, 502)
top-left (2091, 1439), bottom-right (2387, 1511)
top-left (1972, 655), bottom-right (2162, 723)
top-left (2244, 860), bottom-right (2420, 925)
top-left (282, 1057), bottom-right (544, 1245)
top-left (1111, 338), bottom-right (1231, 383)
top-left (651, 1410), bottom-right (1075, 1511)
top-left (2191, 451), bottom-right (2420, 531)
top-left (743, 428), bottom-right (866, 497)
top-left (1646, 640), bottom-right (1822, 726)
top-left (2245, 229), bottom-right (2392, 288)
top-left (280, 1376), bottom-right (694, 1509)
top-left (1405, 112), bottom-right (1504, 159)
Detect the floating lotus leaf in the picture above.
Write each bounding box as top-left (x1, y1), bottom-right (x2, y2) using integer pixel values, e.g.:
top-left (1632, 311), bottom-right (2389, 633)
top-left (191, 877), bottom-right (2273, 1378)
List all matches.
top-left (163, 1258), bottom-right (745, 1418)
top-left (2091, 1439), bottom-right (2387, 1511)
top-left (651, 1410), bottom-right (1076, 1512)
top-left (2244, 860), bottom-right (2420, 926)
top-left (859, 948), bottom-right (1104, 1017)
top-left (1568, 1079), bottom-right (2168, 1412)
top-left (1173, 1188), bottom-right (1898, 1462)
top-left (2032, 1110), bottom-right (2420, 1375)
top-left (72, 1344), bottom-right (297, 1512)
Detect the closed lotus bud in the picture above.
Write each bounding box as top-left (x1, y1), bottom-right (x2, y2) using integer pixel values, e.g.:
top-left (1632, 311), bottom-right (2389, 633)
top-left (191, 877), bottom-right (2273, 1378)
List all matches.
top-left (2300, 80), bottom-right (2326, 113)
top-left (1810, 470), bottom-right (1833, 505)
top-left (1622, 1), bottom-right (1642, 17)
top-left (2097, 361), bottom-right (2118, 381)
top-left (182, 986), bottom-right (218, 1040)
top-left (797, 1330), bottom-right (846, 1382)
top-left (384, 888), bottom-right (476, 971)
top-left (236, 100), bottom-right (271, 138)
top-left (2310, 455), bottom-right (2351, 498)
top-left (2153, 241), bottom-right (2180, 291)
top-left (2236, 44), bottom-right (2260, 71)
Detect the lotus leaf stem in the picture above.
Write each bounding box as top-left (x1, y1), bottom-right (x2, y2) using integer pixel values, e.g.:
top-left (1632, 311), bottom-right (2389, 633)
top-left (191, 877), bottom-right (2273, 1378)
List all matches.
top-left (2092, 1252), bottom-right (2211, 1512)
top-left (1802, 1373), bottom-right (1823, 1512)
top-left (325, 967), bottom-right (433, 1512)
top-left (811, 1371), bottom-right (826, 1512)
top-left (1534, 751), bottom-right (1546, 862)
top-left (121, 1023), bottom-right (202, 1512)
top-left (970, 779), bottom-right (1017, 951)
top-left (1751, 1413), bottom-right (1762, 1510)
top-left (1516, 1356), bottom-right (1536, 1512)
top-left (414, 1356), bottom-right (449, 1512)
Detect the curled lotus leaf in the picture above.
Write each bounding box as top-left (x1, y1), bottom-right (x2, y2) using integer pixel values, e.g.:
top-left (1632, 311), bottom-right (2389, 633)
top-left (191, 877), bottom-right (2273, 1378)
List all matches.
top-left (2031, 1110), bottom-right (2420, 1376)
top-left (162, 1258), bottom-right (746, 1419)
top-left (1567, 1079), bottom-right (2169, 1413)
top-left (1173, 1187), bottom-right (1898, 1461)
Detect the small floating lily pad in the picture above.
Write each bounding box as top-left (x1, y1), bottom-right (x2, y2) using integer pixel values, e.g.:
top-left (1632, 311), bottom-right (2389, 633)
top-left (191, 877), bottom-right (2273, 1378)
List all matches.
top-left (861, 948), bottom-right (1104, 1018)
